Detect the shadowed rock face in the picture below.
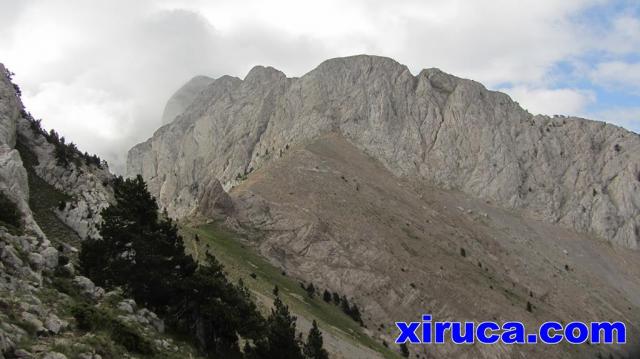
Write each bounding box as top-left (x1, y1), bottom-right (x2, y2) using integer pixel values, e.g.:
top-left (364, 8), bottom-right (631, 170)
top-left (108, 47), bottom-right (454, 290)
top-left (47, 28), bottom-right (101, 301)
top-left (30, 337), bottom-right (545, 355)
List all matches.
top-left (161, 75), bottom-right (214, 125)
top-left (128, 55), bottom-right (640, 249)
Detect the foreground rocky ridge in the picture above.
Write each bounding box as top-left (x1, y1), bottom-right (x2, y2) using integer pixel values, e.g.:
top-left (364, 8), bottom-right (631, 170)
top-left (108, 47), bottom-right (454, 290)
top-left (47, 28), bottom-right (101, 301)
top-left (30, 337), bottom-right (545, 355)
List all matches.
top-left (0, 64), bottom-right (202, 359)
top-left (128, 55), bottom-right (640, 249)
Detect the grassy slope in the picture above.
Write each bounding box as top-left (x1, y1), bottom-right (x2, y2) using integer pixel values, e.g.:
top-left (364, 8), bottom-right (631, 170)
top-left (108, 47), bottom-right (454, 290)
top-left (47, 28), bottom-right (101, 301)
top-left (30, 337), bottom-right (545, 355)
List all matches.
top-left (182, 223), bottom-right (400, 359)
top-left (15, 136), bottom-right (80, 250)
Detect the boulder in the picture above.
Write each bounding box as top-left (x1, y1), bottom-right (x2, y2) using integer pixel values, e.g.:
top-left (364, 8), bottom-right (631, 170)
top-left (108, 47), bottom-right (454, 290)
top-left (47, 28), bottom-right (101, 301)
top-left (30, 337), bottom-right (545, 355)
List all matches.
top-left (44, 313), bottom-right (67, 334)
top-left (40, 247), bottom-right (59, 271)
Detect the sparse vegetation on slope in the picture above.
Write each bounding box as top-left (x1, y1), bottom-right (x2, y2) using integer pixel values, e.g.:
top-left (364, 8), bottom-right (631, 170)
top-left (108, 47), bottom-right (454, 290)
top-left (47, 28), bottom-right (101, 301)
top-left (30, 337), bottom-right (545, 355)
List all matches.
top-left (23, 113), bottom-right (105, 169)
top-left (15, 135), bottom-right (79, 248)
top-left (183, 223), bottom-right (400, 359)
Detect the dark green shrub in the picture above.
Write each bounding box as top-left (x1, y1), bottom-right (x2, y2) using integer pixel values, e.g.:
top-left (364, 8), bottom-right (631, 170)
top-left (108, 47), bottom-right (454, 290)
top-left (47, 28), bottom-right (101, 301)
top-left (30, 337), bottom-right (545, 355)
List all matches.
top-left (110, 320), bottom-right (154, 354)
top-left (0, 192), bottom-right (21, 229)
top-left (72, 304), bottom-right (107, 331)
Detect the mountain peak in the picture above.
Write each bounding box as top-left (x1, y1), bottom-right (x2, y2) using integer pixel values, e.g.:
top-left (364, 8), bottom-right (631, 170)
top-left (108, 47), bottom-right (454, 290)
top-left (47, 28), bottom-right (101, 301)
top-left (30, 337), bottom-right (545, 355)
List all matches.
top-left (244, 65), bottom-right (286, 84)
top-left (129, 55), bottom-right (640, 251)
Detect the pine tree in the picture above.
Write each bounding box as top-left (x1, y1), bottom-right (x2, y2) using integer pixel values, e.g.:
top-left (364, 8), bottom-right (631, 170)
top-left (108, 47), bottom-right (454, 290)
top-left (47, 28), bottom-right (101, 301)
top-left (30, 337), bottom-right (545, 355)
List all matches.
top-left (181, 254), bottom-right (264, 357)
top-left (81, 175), bottom-right (196, 311)
top-left (247, 297), bottom-right (304, 359)
top-left (322, 290), bottom-right (332, 303)
top-left (306, 283), bottom-right (316, 298)
top-left (332, 292), bottom-right (341, 305)
top-left (399, 343), bottom-right (410, 357)
top-left (304, 320), bottom-right (329, 359)
top-left (349, 303), bottom-right (363, 325)
top-left (340, 295), bottom-right (350, 314)
top-left (79, 174), bottom-right (272, 358)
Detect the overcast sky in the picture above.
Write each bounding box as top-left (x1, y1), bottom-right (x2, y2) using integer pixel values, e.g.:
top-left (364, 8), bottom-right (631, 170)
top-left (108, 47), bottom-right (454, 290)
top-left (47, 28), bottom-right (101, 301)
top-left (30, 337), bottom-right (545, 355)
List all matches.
top-left (1, 0), bottom-right (639, 173)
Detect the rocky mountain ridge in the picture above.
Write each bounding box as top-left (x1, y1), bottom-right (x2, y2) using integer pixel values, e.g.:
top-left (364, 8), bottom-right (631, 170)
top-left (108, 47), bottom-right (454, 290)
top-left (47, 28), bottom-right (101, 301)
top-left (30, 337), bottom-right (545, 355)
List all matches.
top-left (127, 55), bottom-right (640, 249)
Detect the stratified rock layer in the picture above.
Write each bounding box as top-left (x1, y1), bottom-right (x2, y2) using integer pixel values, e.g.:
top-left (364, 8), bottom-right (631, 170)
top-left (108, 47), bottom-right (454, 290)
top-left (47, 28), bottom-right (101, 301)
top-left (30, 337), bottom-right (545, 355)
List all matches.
top-left (128, 55), bottom-right (640, 249)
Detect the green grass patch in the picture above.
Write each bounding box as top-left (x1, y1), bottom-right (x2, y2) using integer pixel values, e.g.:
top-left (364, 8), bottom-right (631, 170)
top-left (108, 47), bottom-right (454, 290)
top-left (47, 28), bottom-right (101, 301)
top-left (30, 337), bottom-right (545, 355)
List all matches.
top-left (183, 223), bottom-right (399, 359)
top-left (15, 137), bottom-right (80, 249)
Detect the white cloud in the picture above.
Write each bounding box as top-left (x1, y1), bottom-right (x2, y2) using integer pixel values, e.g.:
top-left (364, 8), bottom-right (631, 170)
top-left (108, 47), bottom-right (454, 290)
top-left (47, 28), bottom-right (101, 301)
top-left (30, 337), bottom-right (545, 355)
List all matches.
top-left (0, 0), bottom-right (637, 172)
top-left (598, 14), bottom-right (640, 55)
top-left (590, 61), bottom-right (640, 93)
top-left (502, 86), bottom-right (595, 116)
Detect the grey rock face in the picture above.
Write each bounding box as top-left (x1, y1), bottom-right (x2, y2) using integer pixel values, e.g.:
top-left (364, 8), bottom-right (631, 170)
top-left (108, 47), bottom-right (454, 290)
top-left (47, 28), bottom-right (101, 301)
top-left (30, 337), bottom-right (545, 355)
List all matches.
top-left (40, 247), bottom-right (59, 271)
top-left (44, 313), bottom-right (67, 334)
top-left (196, 176), bottom-right (234, 218)
top-left (161, 75), bottom-right (214, 125)
top-left (117, 299), bottom-right (136, 314)
top-left (0, 65), bottom-right (18, 149)
top-left (0, 64), bottom-right (43, 238)
top-left (127, 55), bottom-right (640, 249)
top-left (72, 275), bottom-right (104, 300)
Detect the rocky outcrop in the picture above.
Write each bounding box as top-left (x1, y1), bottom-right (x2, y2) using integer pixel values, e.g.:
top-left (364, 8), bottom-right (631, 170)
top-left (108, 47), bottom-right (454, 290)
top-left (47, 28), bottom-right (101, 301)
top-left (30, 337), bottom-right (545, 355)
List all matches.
top-left (161, 75), bottom-right (214, 125)
top-left (0, 64), bottom-right (43, 239)
top-left (0, 63), bottom-right (202, 359)
top-left (196, 177), bottom-right (234, 218)
top-left (14, 110), bottom-right (114, 240)
top-left (127, 55), bottom-right (640, 249)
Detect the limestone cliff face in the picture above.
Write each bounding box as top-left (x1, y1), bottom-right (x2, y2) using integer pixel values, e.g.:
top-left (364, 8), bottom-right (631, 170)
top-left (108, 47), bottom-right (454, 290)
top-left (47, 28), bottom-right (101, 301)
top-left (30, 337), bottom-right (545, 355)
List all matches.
top-left (161, 75), bottom-right (214, 125)
top-left (0, 64), bottom-right (42, 237)
top-left (127, 55), bottom-right (640, 249)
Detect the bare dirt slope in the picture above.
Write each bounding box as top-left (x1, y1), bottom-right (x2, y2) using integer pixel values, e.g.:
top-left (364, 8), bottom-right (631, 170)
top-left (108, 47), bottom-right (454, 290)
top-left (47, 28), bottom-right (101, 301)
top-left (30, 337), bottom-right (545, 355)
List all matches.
top-left (231, 132), bottom-right (640, 359)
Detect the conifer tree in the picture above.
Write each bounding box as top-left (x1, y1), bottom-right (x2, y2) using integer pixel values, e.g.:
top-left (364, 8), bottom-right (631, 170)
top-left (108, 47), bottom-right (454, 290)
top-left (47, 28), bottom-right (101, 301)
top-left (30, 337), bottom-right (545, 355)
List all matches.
top-left (306, 282), bottom-right (316, 298)
top-left (322, 290), bottom-right (332, 303)
top-left (81, 175), bottom-right (195, 311)
top-left (304, 320), bottom-right (329, 359)
top-left (399, 343), bottom-right (410, 357)
top-left (248, 297), bottom-right (304, 359)
top-left (332, 292), bottom-right (341, 305)
top-left (349, 303), bottom-right (363, 326)
top-left (340, 295), bottom-right (351, 314)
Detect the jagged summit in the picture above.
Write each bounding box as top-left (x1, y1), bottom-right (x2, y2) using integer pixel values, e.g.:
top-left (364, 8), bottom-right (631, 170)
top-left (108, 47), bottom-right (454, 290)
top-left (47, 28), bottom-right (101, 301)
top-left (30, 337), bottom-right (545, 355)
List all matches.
top-left (244, 65), bottom-right (287, 84)
top-left (128, 55), bottom-right (640, 250)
